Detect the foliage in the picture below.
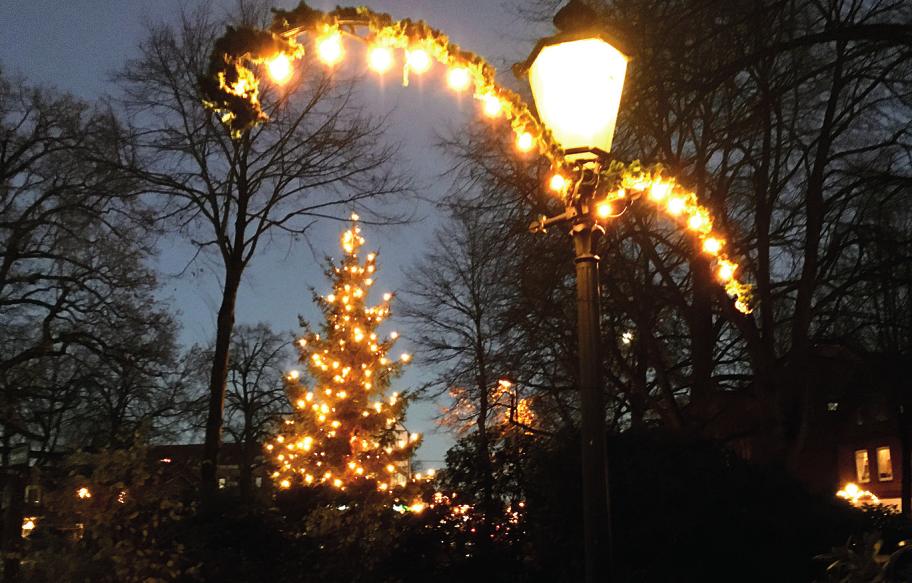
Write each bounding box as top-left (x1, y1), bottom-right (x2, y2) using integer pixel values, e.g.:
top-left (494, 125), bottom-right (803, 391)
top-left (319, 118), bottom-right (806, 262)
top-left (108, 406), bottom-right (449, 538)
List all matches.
top-left (23, 445), bottom-right (199, 583)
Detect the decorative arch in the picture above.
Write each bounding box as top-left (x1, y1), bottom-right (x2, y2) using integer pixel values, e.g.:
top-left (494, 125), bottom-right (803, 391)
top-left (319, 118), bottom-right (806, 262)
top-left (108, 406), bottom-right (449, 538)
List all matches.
top-left (200, 3), bottom-right (752, 313)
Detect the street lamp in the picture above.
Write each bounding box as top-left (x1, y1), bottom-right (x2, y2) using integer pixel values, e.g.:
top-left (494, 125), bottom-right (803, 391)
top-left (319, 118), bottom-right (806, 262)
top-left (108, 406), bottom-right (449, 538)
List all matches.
top-left (516, 2), bottom-right (630, 581)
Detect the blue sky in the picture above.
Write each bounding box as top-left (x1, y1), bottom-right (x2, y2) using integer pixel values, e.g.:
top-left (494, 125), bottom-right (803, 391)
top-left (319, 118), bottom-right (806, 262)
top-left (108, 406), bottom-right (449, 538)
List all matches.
top-left (0, 0), bottom-right (549, 464)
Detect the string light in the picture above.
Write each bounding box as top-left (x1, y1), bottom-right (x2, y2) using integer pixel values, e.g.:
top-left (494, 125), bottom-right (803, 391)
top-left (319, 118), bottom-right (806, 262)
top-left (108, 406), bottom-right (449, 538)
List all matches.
top-left (406, 49), bottom-right (432, 73)
top-left (317, 30), bottom-right (344, 66)
top-left (702, 238), bottom-right (722, 255)
top-left (516, 132), bottom-right (535, 152)
top-left (267, 222), bottom-right (421, 495)
top-left (481, 94), bottom-right (502, 117)
top-left (205, 5), bottom-right (755, 320)
top-left (549, 174), bottom-right (568, 193)
top-left (266, 53), bottom-right (293, 84)
top-left (368, 46), bottom-right (394, 73)
top-left (595, 200), bottom-right (613, 219)
top-left (447, 67), bottom-right (471, 91)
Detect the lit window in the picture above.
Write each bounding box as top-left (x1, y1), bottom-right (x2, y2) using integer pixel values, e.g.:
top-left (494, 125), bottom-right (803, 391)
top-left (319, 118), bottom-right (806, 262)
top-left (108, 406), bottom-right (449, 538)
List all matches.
top-left (877, 447), bottom-right (893, 481)
top-left (218, 477), bottom-right (227, 489)
top-left (827, 402), bottom-right (839, 412)
top-left (855, 450), bottom-right (871, 483)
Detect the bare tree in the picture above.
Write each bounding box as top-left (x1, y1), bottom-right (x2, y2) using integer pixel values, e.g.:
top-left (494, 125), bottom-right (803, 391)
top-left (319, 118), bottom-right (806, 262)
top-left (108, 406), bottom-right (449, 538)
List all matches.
top-left (0, 69), bottom-right (183, 451)
top-left (113, 3), bottom-right (409, 503)
top-left (222, 323), bottom-right (290, 501)
top-left (402, 202), bottom-right (519, 537)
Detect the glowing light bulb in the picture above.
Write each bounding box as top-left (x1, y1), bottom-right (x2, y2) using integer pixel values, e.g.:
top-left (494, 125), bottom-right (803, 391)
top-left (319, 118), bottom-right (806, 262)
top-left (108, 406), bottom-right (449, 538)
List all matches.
top-left (400, 353), bottom-right (412, 363)
top-left (667, 197), bottom-right (686, 216)
top-left (516, 132), bottom-right (535, 152)
top-left (390, 331), bottom-right (398, 339)
top-left (688, 213), bottom-right (708, 231)
top-left (383, 292), bottom-right (392, 301)
top-left (549, 174), bottom-right (568, 193)
top-left (317, 31), bottom-right (344, 66)
top-left (702, 238), bottom-right (722, 255)
top-left (368, 46), bottom-right (394, 73)
top-left (288, 370), bottom-right (300, 381)
top-left (266, 53), bottom-right (293, 84)
top-left (595, 201), bottom-right (613, 219)
top-left (482, 94), bottom-right (502, 117)
top-left (649, 181), bottom-right (672, 202)
top-left (718, 261), bottom-right (737, 282)
top-left (279, 479), bottom-right (291, 489)
top-left (76, 487), bottom-right (91, 499)
top-left (447, 67), bottom-right (471, 91)
top-left (406, 49), bottom-right (432, 73)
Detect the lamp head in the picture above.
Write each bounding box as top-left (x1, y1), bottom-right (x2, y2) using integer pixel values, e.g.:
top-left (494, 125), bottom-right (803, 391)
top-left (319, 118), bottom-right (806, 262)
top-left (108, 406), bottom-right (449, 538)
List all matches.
top-left (515, 1), bottom-right (630, 162)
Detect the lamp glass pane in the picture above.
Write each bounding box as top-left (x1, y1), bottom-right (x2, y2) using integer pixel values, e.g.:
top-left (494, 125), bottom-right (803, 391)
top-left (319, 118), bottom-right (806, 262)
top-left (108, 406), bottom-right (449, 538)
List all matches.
top-left (528, 38), bottom-right (628, 157)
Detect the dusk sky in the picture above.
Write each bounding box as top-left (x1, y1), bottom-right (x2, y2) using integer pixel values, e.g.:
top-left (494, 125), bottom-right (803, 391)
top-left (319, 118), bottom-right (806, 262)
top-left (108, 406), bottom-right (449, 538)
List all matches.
top-left (0, 0), bottom-right (549, 464)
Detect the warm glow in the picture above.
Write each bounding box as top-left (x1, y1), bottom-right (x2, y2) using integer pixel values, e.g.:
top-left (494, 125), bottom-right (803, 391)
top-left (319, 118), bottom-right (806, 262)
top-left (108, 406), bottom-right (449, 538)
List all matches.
top-left (596, 200), bottom-right (613, 219)
top-left (266, 53), bottom-right (293, 84)
top-left (649, 181), bottom-right (672, 202)
top-left (528, 37), bottom-right (628, 158)
top-left (368, 46), bottom-right (394, 73)
top-left (718, 261), bottom-right (737, 282)
top-left (76, 487), bottom-right (91, 499)
top-left (21, 517), bottom-right (36, 538)
top-left (549, 174), bottom-right (568, 193)
top-left (516, 132), bottom-right (535, 152)
top-left (406, 49), bottom-right (432, 73)
top-left (447, 67), bottom-right (471, 91)
top-left (702, 238), bottom-right (722, 255)
top-left (837, 482), bottom-right (880, 507)
top-left (279, 479), bottom-right (291, 489)
top-left (482, 94), bottom-right (502, 117)
top-left (288, 370), bottom-right (300, 381)
top-left (317, 31), bottom-right (344, 66)
top-left (667, 197), bottom-right (686, 216)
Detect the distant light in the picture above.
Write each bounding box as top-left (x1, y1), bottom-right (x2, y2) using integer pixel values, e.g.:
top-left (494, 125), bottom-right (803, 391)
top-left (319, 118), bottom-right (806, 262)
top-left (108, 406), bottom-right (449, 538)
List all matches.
top-left (596, 201), bottom-right (613, 219)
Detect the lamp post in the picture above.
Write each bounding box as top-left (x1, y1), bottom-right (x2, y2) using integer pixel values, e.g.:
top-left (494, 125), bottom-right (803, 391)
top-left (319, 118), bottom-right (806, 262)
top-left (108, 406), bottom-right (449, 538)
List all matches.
top-left (516, 2), bottom-right (630, 581)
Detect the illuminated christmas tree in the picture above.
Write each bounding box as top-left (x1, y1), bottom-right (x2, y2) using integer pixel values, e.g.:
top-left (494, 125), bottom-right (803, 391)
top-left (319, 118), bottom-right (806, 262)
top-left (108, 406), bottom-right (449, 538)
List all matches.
top-left (267, 215), bottom-right (423, 493)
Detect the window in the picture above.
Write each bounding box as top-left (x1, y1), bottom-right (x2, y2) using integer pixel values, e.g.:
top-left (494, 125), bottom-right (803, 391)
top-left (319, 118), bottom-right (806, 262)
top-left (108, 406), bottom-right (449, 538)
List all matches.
top-left (24, 485), bottom-right (41, 505)
top-left (855, 450), bottom-right (871, 483)
top-left (877, 447), bottom-right (893, 481)
top-left (218, 477), bottom-right (227, 490)
top-left (255, 477), bottom-right (263, 488)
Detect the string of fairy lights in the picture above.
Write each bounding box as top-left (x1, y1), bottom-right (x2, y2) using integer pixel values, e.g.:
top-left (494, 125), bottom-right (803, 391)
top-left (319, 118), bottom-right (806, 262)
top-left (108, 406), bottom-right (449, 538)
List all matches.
top-left (200, 4), bottom-right (754, 314)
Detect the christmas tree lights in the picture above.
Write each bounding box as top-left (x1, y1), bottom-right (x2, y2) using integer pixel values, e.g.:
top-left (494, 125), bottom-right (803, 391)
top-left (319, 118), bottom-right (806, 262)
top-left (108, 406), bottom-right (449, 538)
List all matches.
top-left (267, 215), bottom-right (423, 492)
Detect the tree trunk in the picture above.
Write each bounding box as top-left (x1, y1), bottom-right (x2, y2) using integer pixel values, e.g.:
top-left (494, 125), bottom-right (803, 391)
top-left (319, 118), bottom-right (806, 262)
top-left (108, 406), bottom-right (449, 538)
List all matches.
top-left (201, 263), bottom-right (243, 508)
top-left (474, 345), bottom-right (495, 550)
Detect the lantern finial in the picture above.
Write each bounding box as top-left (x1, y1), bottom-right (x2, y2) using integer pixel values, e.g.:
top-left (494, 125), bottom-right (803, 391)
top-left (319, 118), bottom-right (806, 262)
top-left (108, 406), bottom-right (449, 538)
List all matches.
top-left (553, 0), bottom-right (597, 33)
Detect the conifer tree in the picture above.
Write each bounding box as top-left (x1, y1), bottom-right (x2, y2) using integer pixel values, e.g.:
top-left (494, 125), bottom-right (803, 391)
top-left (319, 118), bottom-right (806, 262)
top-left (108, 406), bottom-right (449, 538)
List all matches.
top-left (267, 216), bottom-right (422, 493)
